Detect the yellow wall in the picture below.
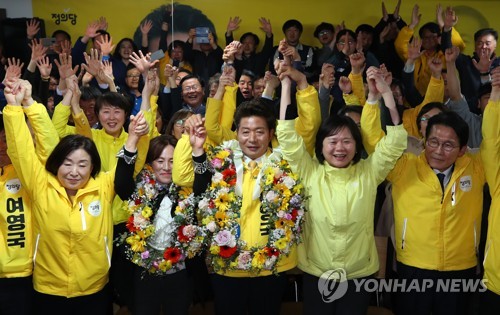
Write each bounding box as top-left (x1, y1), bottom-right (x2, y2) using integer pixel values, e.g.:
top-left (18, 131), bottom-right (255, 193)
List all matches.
top-left (33, 0), bottom-right (500, 55)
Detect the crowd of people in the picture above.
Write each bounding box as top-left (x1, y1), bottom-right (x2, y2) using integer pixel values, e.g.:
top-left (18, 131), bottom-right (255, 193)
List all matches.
top-left (0, 1), bottom-right (499, 315)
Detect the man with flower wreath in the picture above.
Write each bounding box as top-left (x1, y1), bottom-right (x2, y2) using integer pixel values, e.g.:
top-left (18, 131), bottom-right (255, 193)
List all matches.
top-left (186, 99), bottom-right (307, 315)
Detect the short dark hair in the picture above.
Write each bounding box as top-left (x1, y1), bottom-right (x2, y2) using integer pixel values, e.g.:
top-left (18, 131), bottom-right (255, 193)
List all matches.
top-left (315, 115), bottom-right (363, 165)
top-left (240, 32), bottom-right (260, 47)
top-left (168, 40), bottom-right (186, 57)
top-left (419, 22), bottom-right (441, 37)
top-left (45, 135), bottom-right (101, 178)
top-left (314, 22), bottom-right (334, 38)
top-left (179, 74), bottom-right (204, 89)
top-left (338, 105), bottom-right (363, 117)
top-left (239, 70), bottom-right (256, 83)
top-left (474, 28), bottom-right (498, 42)
top-left (165, 109), bottom-right (193, 138)
top-left (416, 102), bottom-right (448, 134)
top-left (146, 135), bottom-right (177, 164)
top-left (95, 92), bottom-right (132, 117)
top-left (234, 99), bottom-right (276, 131)
top-left (113, 38), bottom-right (139, 60)
top-left (80, 85), bottom-right (102, 101)
top-left (355, 24), bottom-right (375, 35)
top-left (425, 111), bottom-right (469, 148)
top-left (93, 30), bottom-right (111, 41)
top-left (282, 19), bottom-right (303, 33)
top-left (51, 30), bottom-right (71, 42)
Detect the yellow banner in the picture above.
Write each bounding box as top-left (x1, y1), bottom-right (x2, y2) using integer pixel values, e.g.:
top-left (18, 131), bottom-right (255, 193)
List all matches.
top-left (33, 0), bottom-right (499, 55)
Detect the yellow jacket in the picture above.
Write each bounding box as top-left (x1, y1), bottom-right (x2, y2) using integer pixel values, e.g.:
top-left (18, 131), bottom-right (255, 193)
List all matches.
top-left (0, 102), bottom-right (60, 278)
top-left (388, 152), bottom-right (485, 271)
top-left (277, 118), bottom-right (407, 279)
top-left (481, 100), bottom-right (500, 294)
top-left (395, 26), bottom-right (464, 97)
top-left (5, 104), bottom-right (116, 297)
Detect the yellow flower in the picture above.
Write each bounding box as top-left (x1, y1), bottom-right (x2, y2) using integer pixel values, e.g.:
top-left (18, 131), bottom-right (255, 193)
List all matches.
top-left (251, 249), bottom-right (267, 269)
top-left (144, 225), bottom-right (155, 237)
top-left (179, 186), bottom-right (193, 198)
top-left (215, 211), bottom-right (228, 227)
top-left (215, 192), bottom-right (233, 211)
top-left (126, 235), bottom-right (145, 252)
top-left (210, 245), bottom-right (220, 255)
top-left (141, 206), bottom-right (153, 219)
top-left (159, 260), bottom-right (172, 272)
top-left (202, 216), bottom-right (215, 225)
top-left (275, 238), bottom-right (288, 250)
top-left (215, 150), bottom-right (230, 160)
top-left (293, 183), bottom-right (303, 194)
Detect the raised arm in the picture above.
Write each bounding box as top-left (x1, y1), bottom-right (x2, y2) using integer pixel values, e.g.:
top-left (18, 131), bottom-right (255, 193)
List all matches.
top-left (481, 67), bottom-right (500, 193)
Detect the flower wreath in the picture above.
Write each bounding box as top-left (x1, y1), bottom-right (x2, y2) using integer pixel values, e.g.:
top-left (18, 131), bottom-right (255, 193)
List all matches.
top-left (198, 140), bottom-right (307, 275)
top-left (116, 164), bottom-right (204, 276)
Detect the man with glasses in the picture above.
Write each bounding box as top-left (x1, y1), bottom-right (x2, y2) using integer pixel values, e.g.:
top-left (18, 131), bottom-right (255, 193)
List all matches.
top-left (384, 111), bottom-right (486, 315)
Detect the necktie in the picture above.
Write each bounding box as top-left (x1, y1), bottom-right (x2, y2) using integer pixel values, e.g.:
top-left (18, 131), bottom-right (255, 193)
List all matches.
top-left (437, 173), bottom-right (445, 192)
top-left (247, 161), bottom-right (259, 178)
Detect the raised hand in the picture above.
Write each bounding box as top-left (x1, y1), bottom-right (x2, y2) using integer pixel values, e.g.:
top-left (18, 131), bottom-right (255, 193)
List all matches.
top-left (3, 58), bottom-right (24, 83)
top-left (443, 6), bottom-right (458, 31)
top-left (407, 37), bottom-right (423, 62)
top-left (29, 39), bottom-right (47, 62)
top-left (393, 0), bottom-right (402, 20)
top-left (264, 71), bottom-right (280, 90)
top-left (96, 35), bottom-right (114, 56)
top-left (409, 4), bottom-right (421, 30)
top-left (382, 2), bottom-right (389, 22)
top-left (82, 48), bottom-right (103, 76)
top-left (140, 20), bottom-right (153, 35)
top-left (436, 4), bottom-right (444, 29)
top-left (444, 46), bottom-right (460, 64)
top-left (226, 16), bottom-right (241, 34)
top-left (259, 17), bottom-right (272, 36)
top-left (3, 79), bottom-right (26, 105)
top-left (36, 57), bottom-right (52, 79)
top-left (379, 64), bottom-right (393, 85)
top-left (54, 53), bottom-right (79, 80)
top-left (96, 16), bottom-right (108, 31)
top-left (84, 20), bottom-right (101, 40)
top-left (129, 51), bottom-right (159, 74)
top-left (185, 114), bottom-right (206, 154)
top-left (319, 63), bottom-right (335, 90)
top-left (338, 76), bottom-right (352, 94)
top-left (26, 19), bottom-right (40, 40)
top-left (59, 40), bottom-right (72, 55)
top-left (472, 50), bottom-right (496, 74)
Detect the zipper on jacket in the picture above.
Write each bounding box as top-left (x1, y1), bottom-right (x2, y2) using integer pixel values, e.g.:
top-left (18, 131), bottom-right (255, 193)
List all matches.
top-left (104, 236), bottom-right (111, 267)
top-left (474, 221), bottom-right (478, 256)
top-left (451, 183), bottom-right (456, 206)
top-left (401, 218), bottom-right (408, 249)
top-left (80, 202), bottom-right (87, 231)
top-left (33, 233), bottom-right (40, 266)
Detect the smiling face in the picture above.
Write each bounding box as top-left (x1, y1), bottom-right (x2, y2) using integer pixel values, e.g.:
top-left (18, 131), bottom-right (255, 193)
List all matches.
top-left (181, 77), bottom-right (204, 108)
top-left (236, 116), bottom-right (274, 160)
top-left (98, 104), bottom-right (126, 138)
top-left (151, 145), bottom-right (175, 185)
top-left (57, 148), bottom-right (93, 196)
top-left (119, 40), bottom-right (134, 60)
top-left (475, 34), bottom-right (497, 58)
top-left (425, 124), bottom-right (466, 172)
top-left (125, 68), bottom-right (141, 90)
top-left (322, 126), bottom-right (356, 168)
top-left (421, 29), bottom-right (440, 51)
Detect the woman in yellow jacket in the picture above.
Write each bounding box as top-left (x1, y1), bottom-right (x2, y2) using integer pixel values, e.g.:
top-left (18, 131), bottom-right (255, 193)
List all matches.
top-left (3, 79), bottom-right (148, 314)
top-left (276, 65), bottom-right (407, 314)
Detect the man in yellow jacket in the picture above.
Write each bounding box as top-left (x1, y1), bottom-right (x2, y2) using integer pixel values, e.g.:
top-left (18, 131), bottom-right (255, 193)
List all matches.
top-left (479, 67), bottom-right (500, 314)
top-left (387, 110), bottom-right (486, 315)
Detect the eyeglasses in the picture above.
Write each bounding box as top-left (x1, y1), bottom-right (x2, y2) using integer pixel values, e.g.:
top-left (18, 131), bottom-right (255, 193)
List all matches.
top-left (126, 74), bottom-right (141, 78)
top-left (183, 84), bottom-right (201, 92)
top-left (338, 41), bottom-right (355, 46)
top-left (420, 116), bottom-right (431, 122)
top-left (318, 30), bottom-right (332, 36)
top-left (426, 138), bottom-right (459, 152)
top-left (175, 119), bottom-right (186, 127)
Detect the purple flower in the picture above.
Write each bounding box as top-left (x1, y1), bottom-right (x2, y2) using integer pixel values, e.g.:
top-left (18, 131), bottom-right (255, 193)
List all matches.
top-left (141, 251), bottom-right (150, 259)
